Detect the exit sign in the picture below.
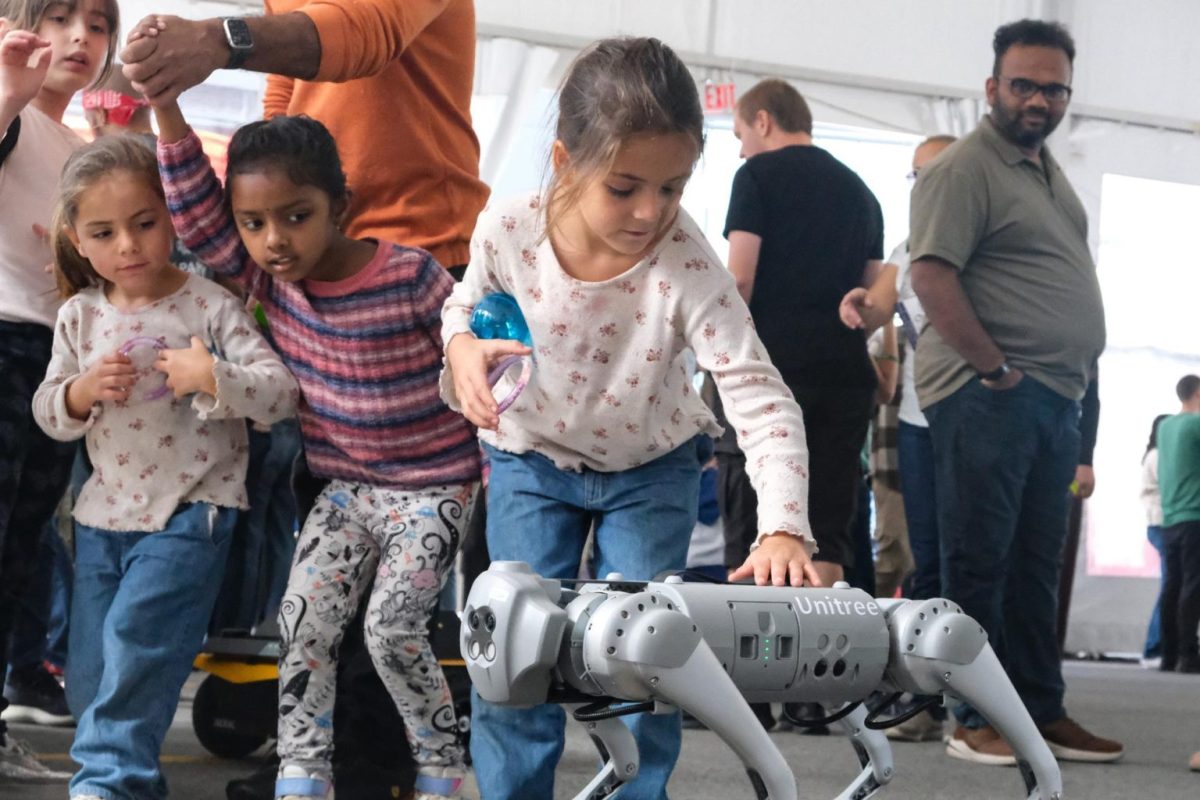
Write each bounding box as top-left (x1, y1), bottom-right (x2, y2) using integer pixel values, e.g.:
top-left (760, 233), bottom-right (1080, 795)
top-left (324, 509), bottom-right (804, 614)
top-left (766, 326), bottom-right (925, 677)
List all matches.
top-left (704, 82), bottom-right (736, 114)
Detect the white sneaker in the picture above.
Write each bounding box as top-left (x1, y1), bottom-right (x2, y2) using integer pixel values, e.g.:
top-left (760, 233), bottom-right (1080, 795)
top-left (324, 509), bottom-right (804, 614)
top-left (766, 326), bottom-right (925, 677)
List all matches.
top-left (0, 734), bottom-right (73, 782)
top-left (415, 765), bottom-right (466, 799)
top-left (275, 764), bottom-right (334, 800)
top-left (73, 795), bottom-right (104, 799)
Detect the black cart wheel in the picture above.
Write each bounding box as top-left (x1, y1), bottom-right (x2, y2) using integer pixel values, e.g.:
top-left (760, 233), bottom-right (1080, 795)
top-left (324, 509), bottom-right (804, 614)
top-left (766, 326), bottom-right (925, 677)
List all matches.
top-left (191, 674), bottom-right (272, 759)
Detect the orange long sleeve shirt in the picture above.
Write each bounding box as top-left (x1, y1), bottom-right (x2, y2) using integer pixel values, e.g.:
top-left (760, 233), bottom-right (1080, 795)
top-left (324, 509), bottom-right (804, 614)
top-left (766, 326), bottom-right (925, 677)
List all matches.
top-left (263, 0), bottom-right (488, 268)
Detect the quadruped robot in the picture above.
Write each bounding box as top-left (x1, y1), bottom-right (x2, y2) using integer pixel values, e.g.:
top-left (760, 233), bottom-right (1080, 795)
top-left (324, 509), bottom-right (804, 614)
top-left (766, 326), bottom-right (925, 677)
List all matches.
top-left (462, 562), bottom-right (1064, 800)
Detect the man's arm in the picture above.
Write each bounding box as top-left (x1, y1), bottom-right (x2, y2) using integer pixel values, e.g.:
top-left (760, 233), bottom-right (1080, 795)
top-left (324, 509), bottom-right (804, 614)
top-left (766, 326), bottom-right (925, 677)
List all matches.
top-left (910, 255), bottom-right (1021, 389)
top-left (122, 0), bottom-right (451, 104)
top-left (121, 14), bottom-right (320, 103)
top-left (727, 231), bottom-right (761, 304)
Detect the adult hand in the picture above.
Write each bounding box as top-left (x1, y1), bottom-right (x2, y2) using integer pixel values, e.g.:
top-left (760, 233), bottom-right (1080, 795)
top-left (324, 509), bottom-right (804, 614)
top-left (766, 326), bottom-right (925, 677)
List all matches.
top-left (0, 20), bottom-right (51, 112)
top-left (445, 333), bottom-right (531, 431)
top-left (981, 365), bottom-right (1024, 391)
top-left (839, 286), bottom-right (872, 329)
top-left (1071, 464), bottom-right (1095, 499)
top-left (728, 532), bottom-right (821, 587)
top-left (155, 336), bottom-right (217, 398)
top-left (121, 15), bottom-right (226, 105)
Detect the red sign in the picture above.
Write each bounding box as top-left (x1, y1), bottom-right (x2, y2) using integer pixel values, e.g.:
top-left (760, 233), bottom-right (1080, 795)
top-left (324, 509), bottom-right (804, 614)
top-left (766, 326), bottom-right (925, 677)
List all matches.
top-left (704, 82), bottom-right (737, 115)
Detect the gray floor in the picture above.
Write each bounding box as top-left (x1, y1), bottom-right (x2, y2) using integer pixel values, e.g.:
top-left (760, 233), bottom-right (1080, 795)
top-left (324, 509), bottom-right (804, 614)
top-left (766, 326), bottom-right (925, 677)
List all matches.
top-left (3, 661), bottom-right (1197, 799)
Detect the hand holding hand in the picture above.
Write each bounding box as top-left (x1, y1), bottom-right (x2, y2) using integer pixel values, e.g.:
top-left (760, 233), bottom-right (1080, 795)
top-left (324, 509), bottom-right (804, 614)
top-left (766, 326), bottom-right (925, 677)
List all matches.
top-left (0, 20), bottom-right (51, 111)
top-left (121, 15), bottom-right (224, 105)
top-left (839, 286), bottom-right (872, 329)
top-left (728, 532), bottom-right (821, 587)
top-left (446, 333), bottom-right (532, 431)
top-left (154, 336), bottom-right (216, 398)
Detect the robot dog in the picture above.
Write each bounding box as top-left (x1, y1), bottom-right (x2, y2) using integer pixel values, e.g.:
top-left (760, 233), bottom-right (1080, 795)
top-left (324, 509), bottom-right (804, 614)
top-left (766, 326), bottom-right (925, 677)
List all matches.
top-left (462, 562), bottom-right (1063, 800)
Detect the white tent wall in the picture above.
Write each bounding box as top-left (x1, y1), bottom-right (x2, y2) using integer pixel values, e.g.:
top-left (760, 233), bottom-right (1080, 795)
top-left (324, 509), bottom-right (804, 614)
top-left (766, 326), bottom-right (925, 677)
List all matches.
top-left (108, 0), bottom-right (1200, 654)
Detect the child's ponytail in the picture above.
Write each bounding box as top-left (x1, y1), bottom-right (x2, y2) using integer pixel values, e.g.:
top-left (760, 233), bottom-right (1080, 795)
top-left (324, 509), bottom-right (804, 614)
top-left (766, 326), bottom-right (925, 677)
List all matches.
top-left (51, 200), bottom-right (99, 298)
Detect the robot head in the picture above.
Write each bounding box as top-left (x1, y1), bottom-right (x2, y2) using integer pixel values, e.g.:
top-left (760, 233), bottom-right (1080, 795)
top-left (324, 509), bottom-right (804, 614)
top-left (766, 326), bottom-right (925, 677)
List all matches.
top-left (462, 562), bottom-right (568, 706)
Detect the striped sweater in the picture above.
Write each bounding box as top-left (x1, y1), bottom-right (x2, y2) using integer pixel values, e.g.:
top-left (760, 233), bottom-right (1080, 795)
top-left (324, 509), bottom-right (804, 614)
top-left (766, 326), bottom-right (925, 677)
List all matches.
top-left (158, 131), bottom-right (480, 489)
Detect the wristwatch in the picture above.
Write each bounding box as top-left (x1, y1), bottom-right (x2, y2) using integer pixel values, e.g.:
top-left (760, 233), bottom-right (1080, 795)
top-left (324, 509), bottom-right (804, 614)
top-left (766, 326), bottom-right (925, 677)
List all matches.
top-left (979, 362), bottom-right (1011, 382)
top-left (221, 17), bottom-right (254, 70)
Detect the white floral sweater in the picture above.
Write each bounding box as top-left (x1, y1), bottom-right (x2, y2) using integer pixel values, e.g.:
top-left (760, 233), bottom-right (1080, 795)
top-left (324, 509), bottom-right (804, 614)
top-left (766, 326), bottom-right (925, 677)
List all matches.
top-left (441, 194), bottom-right (814, 553)
top-left (33, 274), bottom-right (299, 531)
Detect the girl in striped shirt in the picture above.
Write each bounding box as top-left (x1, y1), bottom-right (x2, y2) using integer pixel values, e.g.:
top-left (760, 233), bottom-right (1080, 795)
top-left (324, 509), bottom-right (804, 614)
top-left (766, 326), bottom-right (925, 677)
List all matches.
top-left (152, 101), bottom-right (477, 800)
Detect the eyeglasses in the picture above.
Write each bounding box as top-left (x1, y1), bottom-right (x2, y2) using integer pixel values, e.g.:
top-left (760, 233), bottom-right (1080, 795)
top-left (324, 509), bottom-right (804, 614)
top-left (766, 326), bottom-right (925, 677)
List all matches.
top-left (999, 76), bottom-right (1073, 103)
top-left (906, 169), bottom-right (919, 183)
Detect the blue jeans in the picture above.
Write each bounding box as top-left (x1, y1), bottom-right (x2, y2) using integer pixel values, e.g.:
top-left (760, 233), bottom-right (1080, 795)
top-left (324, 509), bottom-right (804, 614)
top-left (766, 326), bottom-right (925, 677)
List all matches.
top-left (897, 421), bottom-right (940, 600)
top-left (925, 377), bottom-right (1079, 729)
top-left (1144, 525), bottom-right (1164, 658)
top-left (68, 503), bottom-right (235, 800)
top-left (471, 439), bottom-right (701, 800)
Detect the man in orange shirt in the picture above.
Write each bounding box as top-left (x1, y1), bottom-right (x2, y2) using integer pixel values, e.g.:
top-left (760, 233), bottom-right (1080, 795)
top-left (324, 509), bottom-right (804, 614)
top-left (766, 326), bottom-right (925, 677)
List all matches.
top-left (122, 4), bottom-right (487, 798)
top-left (121, 0), bottom-right (487, 273)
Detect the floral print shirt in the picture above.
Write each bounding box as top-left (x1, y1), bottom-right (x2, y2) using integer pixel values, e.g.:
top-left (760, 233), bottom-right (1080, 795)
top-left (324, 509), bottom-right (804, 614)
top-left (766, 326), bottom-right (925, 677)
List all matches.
top-left (34, 274), bottom-right (299, 531)
top-left (441, 194), bottom-right (815, 552)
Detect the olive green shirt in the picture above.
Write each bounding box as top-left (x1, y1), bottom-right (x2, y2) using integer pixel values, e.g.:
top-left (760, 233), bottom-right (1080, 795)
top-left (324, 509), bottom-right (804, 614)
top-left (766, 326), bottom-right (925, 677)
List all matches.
top-left (909, 117), bottom-right (1106, 407)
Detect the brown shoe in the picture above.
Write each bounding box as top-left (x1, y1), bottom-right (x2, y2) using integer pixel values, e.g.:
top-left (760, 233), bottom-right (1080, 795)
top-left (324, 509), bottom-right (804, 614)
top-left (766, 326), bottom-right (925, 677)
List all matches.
top-left (1189, 751), bottom-right (1200, 772)
top-left (1038, 717), bottom-right (1124, 763)
top-left (945, 725), bottom-right (1017, 766)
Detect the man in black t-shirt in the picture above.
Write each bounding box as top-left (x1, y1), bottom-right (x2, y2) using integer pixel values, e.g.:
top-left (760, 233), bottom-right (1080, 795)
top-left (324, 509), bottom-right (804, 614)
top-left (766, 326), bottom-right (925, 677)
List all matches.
top-left (720, 79), bottom-right (884, 589)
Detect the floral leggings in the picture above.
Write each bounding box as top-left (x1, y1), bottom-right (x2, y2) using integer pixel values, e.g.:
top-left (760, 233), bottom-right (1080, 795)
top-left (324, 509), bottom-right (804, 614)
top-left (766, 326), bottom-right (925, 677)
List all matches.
top-left (276, 480), bottom-right (477, 778)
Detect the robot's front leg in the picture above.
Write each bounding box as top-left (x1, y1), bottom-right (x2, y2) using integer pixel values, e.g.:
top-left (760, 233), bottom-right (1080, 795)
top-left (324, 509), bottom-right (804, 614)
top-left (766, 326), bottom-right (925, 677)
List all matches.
top-left (884, 599), bottom-right (1063, 800)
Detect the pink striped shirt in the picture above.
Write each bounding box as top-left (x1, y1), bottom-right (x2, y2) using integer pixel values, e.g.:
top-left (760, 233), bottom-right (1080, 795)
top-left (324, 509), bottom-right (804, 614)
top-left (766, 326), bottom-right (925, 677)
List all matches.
top-left (159, 131), bottom-right (480, 489)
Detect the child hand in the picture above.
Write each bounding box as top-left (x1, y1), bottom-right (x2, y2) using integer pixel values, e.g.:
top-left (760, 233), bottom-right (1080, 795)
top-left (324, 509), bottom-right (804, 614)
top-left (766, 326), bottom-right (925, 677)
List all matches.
top-left (154, 336), bottom-right (216, 398)
top-left (67, 353), bottom-right (137, 418)
top-left (728, 532), bottom-right (821, 587)
top-left (446, 333), bottom-right (531, 431)
top-left (0, 20), bottom-right (51, 110)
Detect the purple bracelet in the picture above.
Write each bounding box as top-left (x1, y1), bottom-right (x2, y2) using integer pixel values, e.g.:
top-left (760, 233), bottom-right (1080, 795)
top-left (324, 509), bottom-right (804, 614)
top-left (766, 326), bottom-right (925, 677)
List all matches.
top-left (117, 336), bottom-right (171, 401)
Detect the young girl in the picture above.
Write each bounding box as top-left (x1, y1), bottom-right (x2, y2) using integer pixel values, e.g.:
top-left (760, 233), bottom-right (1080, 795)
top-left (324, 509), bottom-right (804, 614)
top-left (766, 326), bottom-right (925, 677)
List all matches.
top-left (152, 101), bottom-right (480, 800)
top-left (0, 0), bottom-right (117, 780)
top-left (442, 37), bottom-right (818, 800)
top-left (32, 136), bottom-right (298, 800)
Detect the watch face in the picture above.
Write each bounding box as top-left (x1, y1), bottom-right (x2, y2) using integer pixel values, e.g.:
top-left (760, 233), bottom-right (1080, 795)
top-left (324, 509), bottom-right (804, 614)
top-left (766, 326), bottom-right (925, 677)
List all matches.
top-left (225, 18), bottom-right (253, 49)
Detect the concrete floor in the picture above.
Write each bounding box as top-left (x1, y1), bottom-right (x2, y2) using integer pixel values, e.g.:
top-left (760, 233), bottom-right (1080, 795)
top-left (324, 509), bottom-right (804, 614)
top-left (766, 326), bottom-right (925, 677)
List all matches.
top-left (3, 661), bottom-right (1197, 799)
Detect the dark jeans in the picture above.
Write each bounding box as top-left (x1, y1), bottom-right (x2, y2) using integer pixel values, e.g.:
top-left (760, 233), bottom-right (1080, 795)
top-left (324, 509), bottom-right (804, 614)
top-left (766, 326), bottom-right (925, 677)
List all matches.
top-left (897, 421), bottom-right (940, 600)
top-left (0, 321), bottom-right (78, 739)
top-left (210, 419), bottom-right (302, 633)
top-left (1159, 520), bottom-right (1200, 666)
top-left (843, 467), bottom-right (876, 595)
top-left (717, 385), bottom-right (873, 569)
top-left (925, 377), bottom-right (1079, 728)
top-left (8, 518), bottom-right (73, 672)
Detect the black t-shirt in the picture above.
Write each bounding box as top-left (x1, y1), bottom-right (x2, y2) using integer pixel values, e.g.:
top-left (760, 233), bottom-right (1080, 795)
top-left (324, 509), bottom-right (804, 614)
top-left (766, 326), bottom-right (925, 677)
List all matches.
top-left (724, 145), bottom-right (883, 388)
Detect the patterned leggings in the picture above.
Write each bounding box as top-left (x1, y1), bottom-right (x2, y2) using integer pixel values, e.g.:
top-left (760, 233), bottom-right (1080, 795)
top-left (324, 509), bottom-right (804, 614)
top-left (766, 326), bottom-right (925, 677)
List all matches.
top-left (276, 480), bottom-right (477, 778)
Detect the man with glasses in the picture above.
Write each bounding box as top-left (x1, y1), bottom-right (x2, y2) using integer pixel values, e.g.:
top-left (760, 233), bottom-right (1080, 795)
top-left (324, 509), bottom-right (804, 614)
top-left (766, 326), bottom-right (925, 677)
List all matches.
top-left (909, 19), bottom-right (1121, 765)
